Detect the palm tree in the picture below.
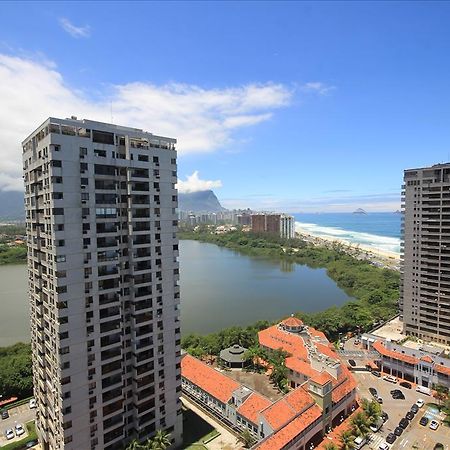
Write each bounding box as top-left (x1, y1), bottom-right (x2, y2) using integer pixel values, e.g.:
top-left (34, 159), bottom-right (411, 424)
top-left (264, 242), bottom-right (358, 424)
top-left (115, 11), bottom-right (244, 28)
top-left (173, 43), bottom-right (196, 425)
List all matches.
top-left (126, 439), bottom-right (143, 450)
top-left (237, 429), bottom-right (256, 448)
top-left (324, 443), bottom-right (339, 450)
top-left (433, 384), bottom-right (448, 407)
top-left (149, 430), bottom-right (172, 450)
top-left (339, 430), bottom-right (356, 450)
top-left (351, 411), bottom-right (370, 438)
top-left (361, 398), bottom-right (381, 424)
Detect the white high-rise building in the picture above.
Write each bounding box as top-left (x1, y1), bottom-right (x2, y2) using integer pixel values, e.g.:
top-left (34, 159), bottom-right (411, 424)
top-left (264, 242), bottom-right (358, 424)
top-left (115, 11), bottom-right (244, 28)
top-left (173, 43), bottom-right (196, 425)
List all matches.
top-left (401, 163), bottom-right (450, 345)
top-left (23, 117), bottom-right (182, 450)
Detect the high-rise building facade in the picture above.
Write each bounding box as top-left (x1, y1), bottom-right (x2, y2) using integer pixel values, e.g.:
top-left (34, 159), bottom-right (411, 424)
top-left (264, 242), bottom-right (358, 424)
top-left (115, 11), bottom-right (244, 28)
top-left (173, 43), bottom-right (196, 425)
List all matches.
top-left (401, 163), bottom-right (450, 345)
top-left (23, 117), bottom-right (182, 450)
top-left (251, 213), bottom-right (295, 239)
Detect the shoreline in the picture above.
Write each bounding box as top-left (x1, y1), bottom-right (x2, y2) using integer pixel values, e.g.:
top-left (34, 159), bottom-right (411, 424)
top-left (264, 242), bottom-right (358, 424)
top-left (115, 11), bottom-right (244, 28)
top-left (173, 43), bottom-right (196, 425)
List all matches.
top-left (295, 230), bottom-right (400, 271)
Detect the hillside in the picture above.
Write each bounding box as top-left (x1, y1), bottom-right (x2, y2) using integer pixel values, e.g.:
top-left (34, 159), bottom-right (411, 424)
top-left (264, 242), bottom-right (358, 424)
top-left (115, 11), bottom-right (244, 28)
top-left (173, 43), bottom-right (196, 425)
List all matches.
top-left (178, 190), bottom-right (226, 212)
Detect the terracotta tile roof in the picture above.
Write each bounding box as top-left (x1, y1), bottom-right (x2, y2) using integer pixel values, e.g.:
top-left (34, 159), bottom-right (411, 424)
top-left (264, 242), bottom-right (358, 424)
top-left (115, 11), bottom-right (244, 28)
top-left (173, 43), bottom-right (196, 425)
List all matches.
top-left (285, 356), bottom-right (317, 378)
top-left (310, 371), bottom-right (333, 386)
top-left (284, 386), bottom-right (315, 412)
top-left (315, 342), bottom-right (339, 360)
top-left (435, 364), bottom-right (450, 376)
top-left (181, 354), bottom-right (240, 404)
top-left (257, 404), bottom-right (322, 450)
top-left (237, 393), bottom-right (272, 425)
top-left (420, 355), bottom-right (434, 363)
top-left (372, 340), bottom-right (419, 365)
top-left (258, 325), bottom-right (308, 360)
top-left (308, 327), bottom-right (327, 340)
top-left (281, 316), bottom-right (304, 327)
top-left (261, 399), bottom-right (296, 430)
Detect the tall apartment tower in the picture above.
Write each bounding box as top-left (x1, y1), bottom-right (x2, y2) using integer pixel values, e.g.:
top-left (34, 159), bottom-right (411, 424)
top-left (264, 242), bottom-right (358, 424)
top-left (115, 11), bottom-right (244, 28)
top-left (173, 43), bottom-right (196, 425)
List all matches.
top-left (401, 163), bottom-right (450, 346)
top-left (22, 118), bottom-right (182, 450)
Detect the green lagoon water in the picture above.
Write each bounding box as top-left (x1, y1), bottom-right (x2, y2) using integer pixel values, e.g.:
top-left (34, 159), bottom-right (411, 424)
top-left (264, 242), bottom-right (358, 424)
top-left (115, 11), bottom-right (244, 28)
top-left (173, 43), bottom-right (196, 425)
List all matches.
top-left (0, 239), bottom-right (352, 346)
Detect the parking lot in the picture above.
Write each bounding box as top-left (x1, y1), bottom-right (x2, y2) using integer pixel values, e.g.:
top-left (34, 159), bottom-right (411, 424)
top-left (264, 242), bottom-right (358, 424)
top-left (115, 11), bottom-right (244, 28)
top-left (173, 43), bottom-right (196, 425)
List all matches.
top-left (0, 403), bottom-right (36, 447)
top-left (354, 372), bottom-right (450, 450)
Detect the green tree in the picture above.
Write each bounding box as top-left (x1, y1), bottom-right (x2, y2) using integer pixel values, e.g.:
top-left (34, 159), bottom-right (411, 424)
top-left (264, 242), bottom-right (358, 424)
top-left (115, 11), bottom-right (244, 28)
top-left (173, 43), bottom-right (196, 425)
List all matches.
top-left (361, 398), bottom-right (381, 424)
top-left (433, 384), bottom-right (448, 407)
top-left (147, 430), bottom-right (172, 450)
top-left (126, 439), bottom-right (143, 450)
top-left (0, 342), bottom-right (33, 398)
top-left (237, 429), bottom-right (256, 448)
top-left (324, 443), bottom-right (339, 450)
top-left (351, 411), bottom-right (370, 437)
top-left (339, 430), bottom-right (356, 450)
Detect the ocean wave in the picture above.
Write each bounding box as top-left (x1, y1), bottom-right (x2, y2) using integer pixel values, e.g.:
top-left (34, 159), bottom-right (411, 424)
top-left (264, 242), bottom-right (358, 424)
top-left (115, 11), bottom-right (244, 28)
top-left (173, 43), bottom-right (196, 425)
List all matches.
top-left (295, 221), bottom-right (401, 254)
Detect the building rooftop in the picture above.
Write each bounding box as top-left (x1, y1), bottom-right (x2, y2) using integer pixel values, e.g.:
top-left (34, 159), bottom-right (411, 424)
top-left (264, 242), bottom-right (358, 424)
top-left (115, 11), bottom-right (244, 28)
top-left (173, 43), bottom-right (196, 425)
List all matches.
top-left (219, 344), bottom-right (248, 364)
top-left (181, 354), bottom-right (240, 404)
top-left (236, 392), bottom-right (272, 425)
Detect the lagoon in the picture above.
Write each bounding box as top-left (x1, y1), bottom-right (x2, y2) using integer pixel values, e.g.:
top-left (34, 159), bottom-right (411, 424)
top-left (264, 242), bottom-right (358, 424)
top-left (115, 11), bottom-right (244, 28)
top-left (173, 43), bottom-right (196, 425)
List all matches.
top-left (0, 240), bottom-right (352, 346)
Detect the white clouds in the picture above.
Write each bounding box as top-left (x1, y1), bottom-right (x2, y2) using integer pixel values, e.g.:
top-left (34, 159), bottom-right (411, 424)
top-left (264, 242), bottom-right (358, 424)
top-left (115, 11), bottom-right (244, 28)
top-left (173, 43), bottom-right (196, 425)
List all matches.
top-left (302, 82), bottom-right (335, 96)
top-left (0, 53), bottom-right (296, 191)
top-left (59, 18), bottom-right (91, 39)
top-left (177, 171), bottom-right (222, 194)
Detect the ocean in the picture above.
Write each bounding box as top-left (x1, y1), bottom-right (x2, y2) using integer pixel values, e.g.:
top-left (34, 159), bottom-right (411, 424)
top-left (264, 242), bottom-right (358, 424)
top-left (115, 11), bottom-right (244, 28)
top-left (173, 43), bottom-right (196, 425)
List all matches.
top-left (293, 212), bottom-right (401, 254)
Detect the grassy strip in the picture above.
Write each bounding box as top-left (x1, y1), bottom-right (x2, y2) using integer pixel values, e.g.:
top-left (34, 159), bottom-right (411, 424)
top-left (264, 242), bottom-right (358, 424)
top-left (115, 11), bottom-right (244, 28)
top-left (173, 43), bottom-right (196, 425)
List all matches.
top-left (202, 430), bottom-right (220, 444)
top-left (0, 245), bottom-right (27, 265)
top-left (0, 422), bottom-right (37, 450)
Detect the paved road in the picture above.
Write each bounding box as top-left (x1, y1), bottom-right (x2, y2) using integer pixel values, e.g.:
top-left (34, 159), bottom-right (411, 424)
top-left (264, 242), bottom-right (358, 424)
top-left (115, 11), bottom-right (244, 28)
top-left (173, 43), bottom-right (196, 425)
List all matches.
top-left (354, 372), bottom-right (449, 450)
top-left (0, 403), bottom-right (36, 447)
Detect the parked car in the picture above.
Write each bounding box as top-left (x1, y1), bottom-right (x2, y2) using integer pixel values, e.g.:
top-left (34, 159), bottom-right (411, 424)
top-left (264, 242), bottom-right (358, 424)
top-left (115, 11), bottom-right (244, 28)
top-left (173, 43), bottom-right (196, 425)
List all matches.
top-left (383, 375), bottom-right (398, 383)
top-left (370, 418), bottom-right (384, 433)
top-left (15, 423), bottom-right (25, 437)
top-left (390, 389), bottom-right (401, 395)
top-left (377, 396), bottom-right (383, 404)
top-left (392, 391), bottom-right (405, 399)
top-left (1, 410), bottom-right (9, 420)
top-left (416, 398), bottom-right (425, 408)
top-left (29, 398), bottom-right (36, 409)
top-left (400, 381), bottom-right (412, 389)
top-left (381, 411), bottom-right (389, 422)
top-left (429, 420), bottom-right (439, 431)
top-left (406, 411), bottom-right (415, 421)
top-left (419, 416), bottom-right (429, 426)
top-left (379, 443), bottom-right (389, 450)
top-left (416, 385), bottom-right (432, 396)
top-left (369, 387), bottom-right (378, 397)
top-left (5, 428), bottom-right (14, 440)
top-left (394, 426), bottom-right (403, 436)
top-left (399, 418), bottom-right (409, 429)
top-left (348, 359), bottom-right (356, 367)
top-left (372, 370), bottom-right (381, 377)
top-left (386, 433), bottom-right (397, 444)
top-left (411, 404), bottom-right (419, 414)
top-left (26, 441), bottom-right (38, 449)
top-left (354, 436), bottom-right (367, 450)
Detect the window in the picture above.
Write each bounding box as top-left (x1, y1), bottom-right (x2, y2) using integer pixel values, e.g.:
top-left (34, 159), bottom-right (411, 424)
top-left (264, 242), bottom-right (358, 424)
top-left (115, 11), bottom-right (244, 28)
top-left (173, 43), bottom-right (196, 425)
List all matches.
top-left (56, 255), bottom-right (66, 262)
top-left (53, 208), bottom-right (64, 215)
top-left (57, 286), bottom-right (67, 294)
top-left (138, 154), bottom-right (149, 162)
top-left (94, 149), bottom-right (107, 157)
top-left (80, 147), bottom-right (88, 157)
top-left (92, 130), bottom-right (114, 145)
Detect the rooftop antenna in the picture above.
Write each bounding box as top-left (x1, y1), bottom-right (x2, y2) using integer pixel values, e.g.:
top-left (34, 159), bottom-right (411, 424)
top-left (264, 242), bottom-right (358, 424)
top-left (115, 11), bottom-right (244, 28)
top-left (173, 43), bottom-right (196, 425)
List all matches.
top-left (110, 101), bottom-right (114, 124)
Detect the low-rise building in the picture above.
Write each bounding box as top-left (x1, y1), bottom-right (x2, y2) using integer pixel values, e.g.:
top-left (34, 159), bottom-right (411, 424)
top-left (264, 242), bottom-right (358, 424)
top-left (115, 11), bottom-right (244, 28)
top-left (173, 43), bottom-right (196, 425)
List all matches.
top-left (181, 317), bottom-right (357, 450)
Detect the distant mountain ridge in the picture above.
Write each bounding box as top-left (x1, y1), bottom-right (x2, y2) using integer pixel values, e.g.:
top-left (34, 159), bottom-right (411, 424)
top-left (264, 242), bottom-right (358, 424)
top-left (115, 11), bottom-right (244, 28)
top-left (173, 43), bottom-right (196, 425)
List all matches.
top-left (178, 190), bottom-right (226, 212)
top-left (0, 190), bottom-right (25, 220)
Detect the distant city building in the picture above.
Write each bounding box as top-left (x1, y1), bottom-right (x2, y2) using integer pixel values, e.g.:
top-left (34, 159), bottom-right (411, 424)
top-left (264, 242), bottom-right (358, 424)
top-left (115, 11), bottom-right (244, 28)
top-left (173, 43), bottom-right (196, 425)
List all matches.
top-left (23, 117), bottom-right (182, 449)
top-left (181, 317), bottom-right (357, 449)
top-left (251, 213), bottom-right (295, 239)
top-left (401, 163), bottom-right (450, 345)
top-left (237, 213), bottom-right (252, 226)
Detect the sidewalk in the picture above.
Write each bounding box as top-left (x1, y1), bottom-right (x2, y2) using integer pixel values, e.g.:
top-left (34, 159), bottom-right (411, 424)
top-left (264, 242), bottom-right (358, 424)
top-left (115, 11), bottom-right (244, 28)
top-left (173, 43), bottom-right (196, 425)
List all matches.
top-left (181, 396), bottom-right (242, 450)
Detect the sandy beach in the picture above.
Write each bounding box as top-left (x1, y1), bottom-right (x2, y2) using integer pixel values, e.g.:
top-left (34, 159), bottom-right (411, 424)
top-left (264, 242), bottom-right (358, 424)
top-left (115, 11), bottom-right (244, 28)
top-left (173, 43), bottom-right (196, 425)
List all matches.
top-left (296, 230), bottom-right (400, 271)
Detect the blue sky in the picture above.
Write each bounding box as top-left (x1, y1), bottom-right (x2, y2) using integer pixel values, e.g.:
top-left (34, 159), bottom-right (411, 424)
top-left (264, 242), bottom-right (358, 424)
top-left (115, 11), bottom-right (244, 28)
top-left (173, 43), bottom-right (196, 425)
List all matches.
top-left (1, 1), bottom-right (450, 212)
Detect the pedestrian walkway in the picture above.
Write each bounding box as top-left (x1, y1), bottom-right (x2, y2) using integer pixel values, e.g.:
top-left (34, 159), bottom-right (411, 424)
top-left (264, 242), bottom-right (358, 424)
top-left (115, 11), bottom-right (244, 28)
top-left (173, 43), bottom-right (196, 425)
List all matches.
top-left (181, 396), bottom-right (241, 450)
top-left (367, 433), bottom-right (385, 449)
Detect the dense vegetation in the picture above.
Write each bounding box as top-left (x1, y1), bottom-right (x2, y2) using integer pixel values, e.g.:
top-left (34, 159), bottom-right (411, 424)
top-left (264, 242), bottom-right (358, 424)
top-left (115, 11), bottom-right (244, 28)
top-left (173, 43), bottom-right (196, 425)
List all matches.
top-left (180, 229), bottom-right (399, 344)
top-left (0, 244), bottom-right (27, 265)
top-left (0, 343), bottom-right (33, 399)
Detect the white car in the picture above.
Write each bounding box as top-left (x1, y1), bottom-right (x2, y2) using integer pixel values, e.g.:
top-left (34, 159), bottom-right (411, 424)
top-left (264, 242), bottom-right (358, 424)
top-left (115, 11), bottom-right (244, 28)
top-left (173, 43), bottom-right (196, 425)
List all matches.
top-left (15, 423), bottom-right (25, 436)
top-left (379, 443), bottom-right (390, 450)
top-left (415, 398), bottom-right (425, 408)
top-left (383, 375), bottom-right (397, 383)
top-left (429, 420), bottom-right (439, 430)
top-left (5, 428), bottom-right (14, 440)
top-left (29, 398), bottom-right (36, 409)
